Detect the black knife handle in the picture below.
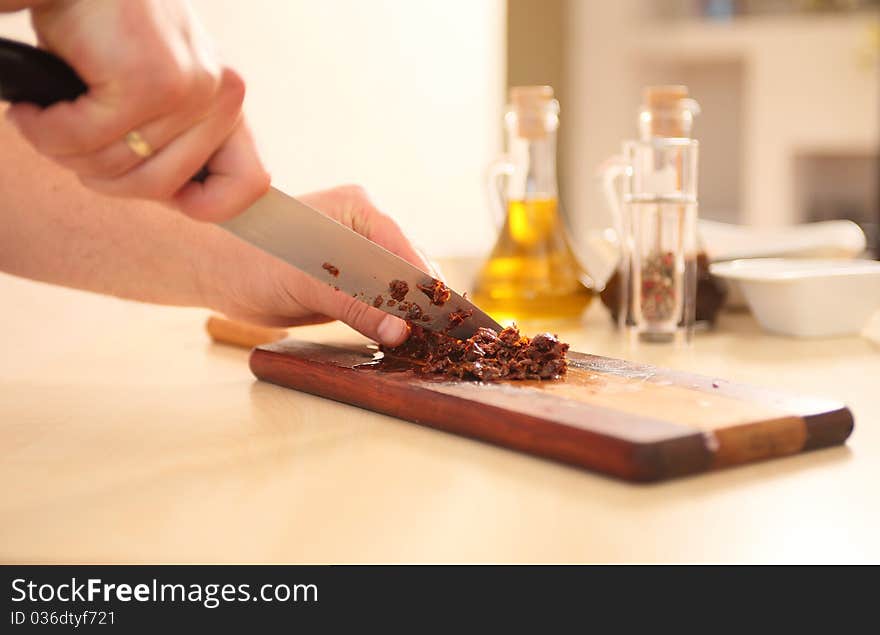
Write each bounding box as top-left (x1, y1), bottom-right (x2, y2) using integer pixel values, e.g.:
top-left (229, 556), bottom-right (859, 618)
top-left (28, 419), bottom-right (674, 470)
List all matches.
top-left (0, 36), bottom-right (208, 182)
top-left (0, 36), bottom-right (86, 105)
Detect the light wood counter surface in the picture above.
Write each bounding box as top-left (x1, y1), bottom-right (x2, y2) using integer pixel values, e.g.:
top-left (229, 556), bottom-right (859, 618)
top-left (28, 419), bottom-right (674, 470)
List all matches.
top-left (1, 262), bottom-right (878, 563)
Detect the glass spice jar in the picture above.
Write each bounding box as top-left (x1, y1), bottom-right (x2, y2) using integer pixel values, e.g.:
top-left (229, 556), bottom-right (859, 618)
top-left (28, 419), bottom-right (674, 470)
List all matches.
top-left (600, 86), bottom-right (726, 341)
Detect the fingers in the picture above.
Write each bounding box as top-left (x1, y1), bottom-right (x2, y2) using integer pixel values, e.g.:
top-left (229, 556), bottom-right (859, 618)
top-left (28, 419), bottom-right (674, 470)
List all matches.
top-left (299, 185), bottom-right (435, 276)
top-left (288, 185), bottom-right (443, 345)
top-left (294, 276), bottom-right (411, 347)
top-left (212, 227), bottom-right (408, 346)
top-left (217, 306), bottom-right (333, 330)
top-left (6, 92), bottom-right (148, 158)
top-left (313, 202), bottom-right (424, 345)
top-left (173, 120), bottom-right (270, 222)
top-left (262, 286), bottom-right (409, 347)
top-left (3, 34), bottom-right (257, 215)
top-left (64, 68), bottom-right (268, 221)
top-left (50, 102), bottom-right (221, 180)
top-left (4, 64), bottom-right (249, 210)
top-left (79, 68), bottom-right (248, 203)
top-left (258, 259), bottom-right (411, 346)
top-left (365, 210), bottom-right (435, 275)
top-left (5, 0), bottom-right (266, 213)
top-left (5, 59), bottom-right (218, 158)
top-left (205, 182), bottom-right (431, 346)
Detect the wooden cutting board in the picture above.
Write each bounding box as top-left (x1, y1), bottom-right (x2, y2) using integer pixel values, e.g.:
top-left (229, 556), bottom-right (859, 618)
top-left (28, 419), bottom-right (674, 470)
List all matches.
top-left (249, 340), bottom-right (853, 482)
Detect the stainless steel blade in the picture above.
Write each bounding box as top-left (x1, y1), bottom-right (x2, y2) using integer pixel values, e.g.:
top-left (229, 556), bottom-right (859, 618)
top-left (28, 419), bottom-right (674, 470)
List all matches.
top-left (219, 187), bottom-right (502, 340)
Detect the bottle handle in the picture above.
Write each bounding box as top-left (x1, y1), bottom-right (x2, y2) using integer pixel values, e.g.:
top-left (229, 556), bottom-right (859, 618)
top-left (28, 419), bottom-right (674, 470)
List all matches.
top-left (485, 156), bottom-right (515, 231)
top-left (600, 154), bottom-right (629, 246)
top-left (598, 155), bottom-right (630, 326)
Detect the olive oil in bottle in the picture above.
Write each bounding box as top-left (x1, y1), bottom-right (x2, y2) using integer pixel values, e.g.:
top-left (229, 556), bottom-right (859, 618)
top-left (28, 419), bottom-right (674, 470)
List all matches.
top-left (472, 197), bottom-right (592, 323)
top-left (472, 86), bottom-right (593, 325)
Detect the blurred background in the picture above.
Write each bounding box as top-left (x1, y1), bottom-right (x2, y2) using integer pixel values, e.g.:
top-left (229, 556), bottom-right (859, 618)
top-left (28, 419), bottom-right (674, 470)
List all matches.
top-left (516, 0), bottom-right (880, 263)
top-left (2, 0), bottom-right (877, 259)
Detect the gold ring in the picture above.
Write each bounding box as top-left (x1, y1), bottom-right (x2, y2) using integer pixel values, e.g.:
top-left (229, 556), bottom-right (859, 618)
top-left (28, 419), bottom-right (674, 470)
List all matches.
top-left (124, 130), bottom-right (154, 158)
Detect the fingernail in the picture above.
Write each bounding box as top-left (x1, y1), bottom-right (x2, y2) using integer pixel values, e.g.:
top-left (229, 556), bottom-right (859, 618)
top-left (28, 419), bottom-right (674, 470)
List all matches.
top-left (376, 315), bottom-right (408, 347)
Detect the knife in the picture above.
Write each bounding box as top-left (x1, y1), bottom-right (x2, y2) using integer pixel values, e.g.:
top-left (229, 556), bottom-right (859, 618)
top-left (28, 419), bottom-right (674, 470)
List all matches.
top-left (0, 36), bottom-right (501, 340)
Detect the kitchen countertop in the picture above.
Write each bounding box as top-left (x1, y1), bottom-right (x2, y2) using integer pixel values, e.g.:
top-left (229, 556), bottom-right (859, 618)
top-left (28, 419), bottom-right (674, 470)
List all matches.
top-left (1, 261), bottom-right (878, 564)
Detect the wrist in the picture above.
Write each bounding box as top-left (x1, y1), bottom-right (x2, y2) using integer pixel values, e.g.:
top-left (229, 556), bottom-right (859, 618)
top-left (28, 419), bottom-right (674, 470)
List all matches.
top-left (187, 220), bottom-right (273, 322)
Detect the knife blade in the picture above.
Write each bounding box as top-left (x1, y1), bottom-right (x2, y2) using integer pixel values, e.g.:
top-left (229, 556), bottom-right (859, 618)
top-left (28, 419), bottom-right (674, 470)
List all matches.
top-left (0, 36), bottom-right (502, 340)
top-left (219, 188), bottom-right (501, 339)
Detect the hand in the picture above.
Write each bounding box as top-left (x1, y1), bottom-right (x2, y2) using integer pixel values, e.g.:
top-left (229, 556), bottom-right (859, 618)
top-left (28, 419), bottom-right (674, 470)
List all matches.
top-left (5, 0), bottom-right (269, 221)
top-left (205, 185), bottom-right (437, 347)
top-left (0, 118), bottom-right (432, 348)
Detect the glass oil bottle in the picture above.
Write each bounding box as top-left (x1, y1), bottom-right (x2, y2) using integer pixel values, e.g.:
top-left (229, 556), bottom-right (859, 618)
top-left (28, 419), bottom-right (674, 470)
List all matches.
top-left (471, 86), bottom-right (594, 325)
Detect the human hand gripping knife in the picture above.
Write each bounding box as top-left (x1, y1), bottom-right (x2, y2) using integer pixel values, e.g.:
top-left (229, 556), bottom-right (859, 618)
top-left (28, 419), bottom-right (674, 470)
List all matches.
top-left (0, 36), bottom-right (501, 342)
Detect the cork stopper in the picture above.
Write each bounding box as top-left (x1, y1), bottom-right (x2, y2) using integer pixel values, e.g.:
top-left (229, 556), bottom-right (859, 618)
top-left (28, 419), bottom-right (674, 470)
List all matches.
top-left (509, 85), bottom-right (557, 139)
top-left (643, 85), bottom-right (689, 111)
top-left (641, 85), bottom-right (691, 138)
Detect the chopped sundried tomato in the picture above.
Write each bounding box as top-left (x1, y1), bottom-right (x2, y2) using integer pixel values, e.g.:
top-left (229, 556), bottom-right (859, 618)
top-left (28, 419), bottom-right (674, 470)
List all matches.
top-left (388, 279), bottom-right (409, 301)
top-left (416, 278), bottom-right (452, 306)
top-left (381, 323), bottom-right (568, 381)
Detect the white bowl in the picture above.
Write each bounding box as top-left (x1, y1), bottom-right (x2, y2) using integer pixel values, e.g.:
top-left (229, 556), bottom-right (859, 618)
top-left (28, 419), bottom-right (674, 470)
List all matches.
top-left (709, 258), bottom-right (880, 337)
